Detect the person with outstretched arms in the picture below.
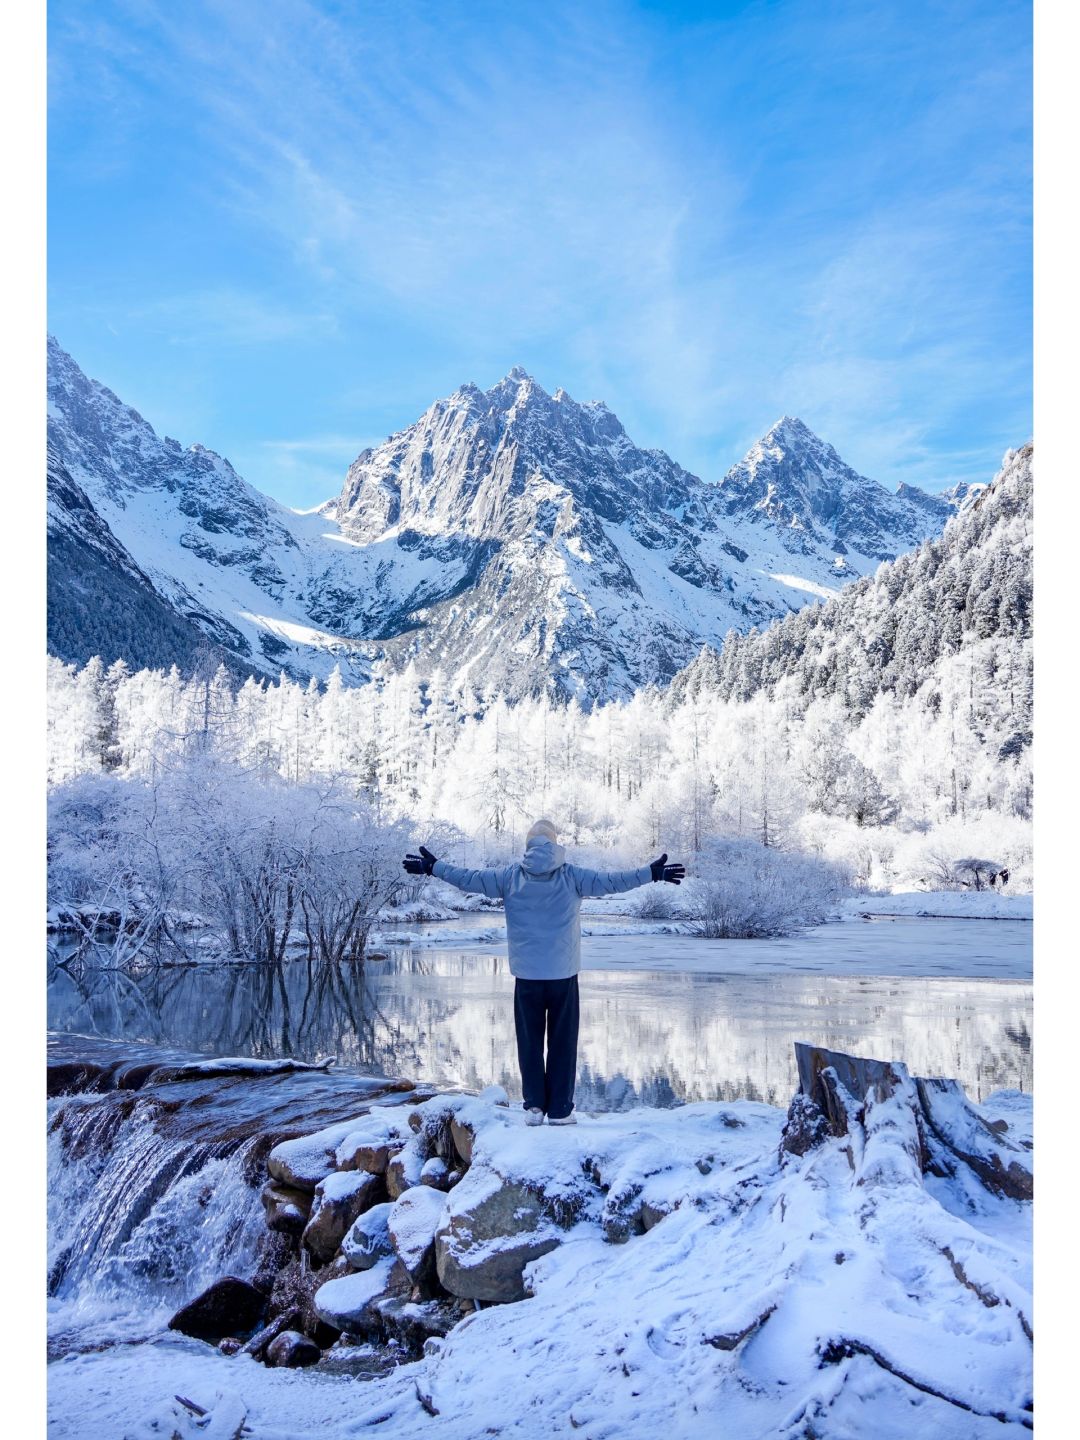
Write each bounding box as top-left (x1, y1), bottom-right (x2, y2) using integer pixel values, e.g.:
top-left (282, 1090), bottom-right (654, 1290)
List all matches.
top-left (403, 819), bottom-right (684, 1125)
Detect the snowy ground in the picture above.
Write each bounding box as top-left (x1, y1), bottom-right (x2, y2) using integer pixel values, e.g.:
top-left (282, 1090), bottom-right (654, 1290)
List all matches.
top-left (47, 900), bottom-right (1033, 1437)
top-left (48, 1084), bottom-right (1033, 1440)
top-left (836, 891), bottom-right (1032, 921)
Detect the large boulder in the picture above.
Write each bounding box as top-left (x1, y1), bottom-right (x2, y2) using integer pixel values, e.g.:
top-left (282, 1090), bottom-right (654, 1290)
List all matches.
top-left (435, 1172), bottom-right (563, 1303)
top-left (303, 1170), bottom-right (385, 1263)
top-left (168, 1276), bottom-right (266, 1342)
top-left (387, 1185), bottom-right (447, 1288)
top-left (342, 1202), bottom-right (395, 1271)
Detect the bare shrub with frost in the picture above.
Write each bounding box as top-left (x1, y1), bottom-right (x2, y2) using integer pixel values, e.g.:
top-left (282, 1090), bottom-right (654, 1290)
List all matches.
top-left (48, 756), bottom-right (412, 964)
top-left (687, 838), bottom-right (850, 939)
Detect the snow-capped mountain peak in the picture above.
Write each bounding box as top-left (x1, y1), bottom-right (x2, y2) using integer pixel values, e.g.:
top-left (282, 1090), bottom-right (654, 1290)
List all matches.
top-left (47, 341), bottom-right (964, 703)
top-left (718, 415), bottom-right (955, 562)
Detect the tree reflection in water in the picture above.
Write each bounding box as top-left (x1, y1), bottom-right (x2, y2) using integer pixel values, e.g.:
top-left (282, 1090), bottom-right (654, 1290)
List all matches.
top-left (48, 949), bottom-right (1033, 1109)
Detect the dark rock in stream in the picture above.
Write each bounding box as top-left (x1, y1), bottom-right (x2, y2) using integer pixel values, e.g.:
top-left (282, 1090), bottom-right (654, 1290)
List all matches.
top-left (237, 1306), bottom-right (301, 1361)
top-left (47, 1061), bottom-right (107, 1097)
top-left (261, 1179), bottom-right (313, 1234)
top-left (168, 1276), bottom-right (267, 1341)
top-left (265, 1329), bottom-right (322, 1368)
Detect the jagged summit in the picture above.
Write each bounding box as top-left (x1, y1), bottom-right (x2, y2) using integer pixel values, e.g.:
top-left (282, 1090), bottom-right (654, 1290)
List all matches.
top-left (762, 414), bottom-right (816, 440)
top-left (718, 415), bottom-right (954, 562)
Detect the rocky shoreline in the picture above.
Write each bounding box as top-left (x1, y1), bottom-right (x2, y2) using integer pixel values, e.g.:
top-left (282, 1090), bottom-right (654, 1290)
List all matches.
top-left (48, 1042), bottom-right (1034, 1423)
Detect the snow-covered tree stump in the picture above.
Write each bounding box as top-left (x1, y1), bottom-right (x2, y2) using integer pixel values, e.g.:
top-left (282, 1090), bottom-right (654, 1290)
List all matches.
top-left (785, 1042), bottom-right (1033, 1202)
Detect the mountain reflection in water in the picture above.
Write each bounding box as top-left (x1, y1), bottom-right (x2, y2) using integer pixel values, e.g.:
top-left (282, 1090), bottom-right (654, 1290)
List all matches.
top-left (47, 947), bottom-right (1031, 1109)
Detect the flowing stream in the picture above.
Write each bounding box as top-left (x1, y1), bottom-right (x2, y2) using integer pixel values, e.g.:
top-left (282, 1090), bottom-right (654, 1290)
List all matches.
top-left (47, 1055), bottom-right (423, 1361)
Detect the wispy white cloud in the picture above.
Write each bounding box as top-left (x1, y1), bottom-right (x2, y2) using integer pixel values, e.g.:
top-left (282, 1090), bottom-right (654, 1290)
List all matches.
top-left (260, 435), bottom-right (376, 458)
top-left (125, 288), bottom-right (340, 347)
top-left (50, 0), bottom-right (1031, 502)
top-left (242, 431), bottom-right (380, 509)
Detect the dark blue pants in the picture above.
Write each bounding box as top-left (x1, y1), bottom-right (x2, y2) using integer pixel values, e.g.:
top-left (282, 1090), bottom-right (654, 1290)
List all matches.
top-left (514, 975), bottom-right (579, 1120)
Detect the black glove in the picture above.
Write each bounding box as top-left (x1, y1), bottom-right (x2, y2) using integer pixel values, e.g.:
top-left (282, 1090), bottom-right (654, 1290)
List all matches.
top-left (403, 845), bottom-right (438, 876)
top-left (649, 853), bottom-right (685, 885)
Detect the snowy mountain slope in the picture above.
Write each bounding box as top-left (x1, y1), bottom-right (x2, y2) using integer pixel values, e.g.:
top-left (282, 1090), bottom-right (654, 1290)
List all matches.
top-left (47, 338), bottom-right (463, 683)
top-left (47, 339), bottom-right (962, 701)
top-left (47, 442), bottom-right (255, 676)
top-left (668, 443), bottom-right (1033, 724)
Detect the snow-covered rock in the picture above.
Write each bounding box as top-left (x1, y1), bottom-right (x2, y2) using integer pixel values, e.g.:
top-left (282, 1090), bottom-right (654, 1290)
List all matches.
top-left (387, 1185), bottom-right (448, 1285)
top-left (421, 1156), bottom-right (451, 1189)
top-left (311, 1255), bottom-right (400, 1331)
top-left (302, 1169), bottom-right (386, 1262)
top-left (341, 1202), bottom-right (395, 1271)
top-left (435, 1169), bottom-right (565, 1302)
top-left (333, 1112), bottom-right (404, 1172)
top-left (267, 1116), bottom-right (376, 1192)
top-left (386, 1142), bottom-right (425, 1199)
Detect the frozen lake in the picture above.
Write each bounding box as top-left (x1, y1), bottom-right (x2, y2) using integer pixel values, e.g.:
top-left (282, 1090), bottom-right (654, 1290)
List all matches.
top-left (48, 915), bottom-right (1031, 1107)
top-left (378, 909), bottom-right (1033, 979)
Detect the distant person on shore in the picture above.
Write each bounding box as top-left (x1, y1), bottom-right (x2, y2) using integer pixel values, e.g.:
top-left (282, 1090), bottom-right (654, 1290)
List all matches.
top-left (403, 820), bottom-right (684, 1126)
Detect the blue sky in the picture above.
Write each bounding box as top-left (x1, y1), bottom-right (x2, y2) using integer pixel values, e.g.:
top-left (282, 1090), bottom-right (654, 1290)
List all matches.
top-left (48, 0), bottom-right (1031, 508)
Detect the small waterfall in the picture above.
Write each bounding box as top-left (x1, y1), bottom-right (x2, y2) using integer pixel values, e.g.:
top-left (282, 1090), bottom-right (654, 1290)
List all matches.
top-left (48, 1089), bottom-right (268, 1354)
top-left (46, 1043), bottom-right (415, 1358)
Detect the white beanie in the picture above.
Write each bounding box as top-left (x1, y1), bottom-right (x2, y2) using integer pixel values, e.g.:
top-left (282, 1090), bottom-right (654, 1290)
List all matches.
top-left (526, 817), bottom-right (559, 844)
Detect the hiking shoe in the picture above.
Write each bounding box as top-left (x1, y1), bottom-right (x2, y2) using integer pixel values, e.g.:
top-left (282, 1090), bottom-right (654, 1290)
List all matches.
top-left (524, 1108), bottom-right (544, 1126)
top-left (547, 1114), bottom-right (577, 1126)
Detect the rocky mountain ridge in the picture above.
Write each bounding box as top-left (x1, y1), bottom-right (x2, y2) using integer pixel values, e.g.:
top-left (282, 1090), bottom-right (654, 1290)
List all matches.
top-left (47, 338), bottom-right (970, 702)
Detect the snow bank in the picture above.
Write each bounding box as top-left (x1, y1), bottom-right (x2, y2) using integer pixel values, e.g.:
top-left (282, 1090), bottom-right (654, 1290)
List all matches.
top-left (841, 890), bottom-right (1032, 921)
top-left (50, 1064), bottom-right (1032, 1439)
